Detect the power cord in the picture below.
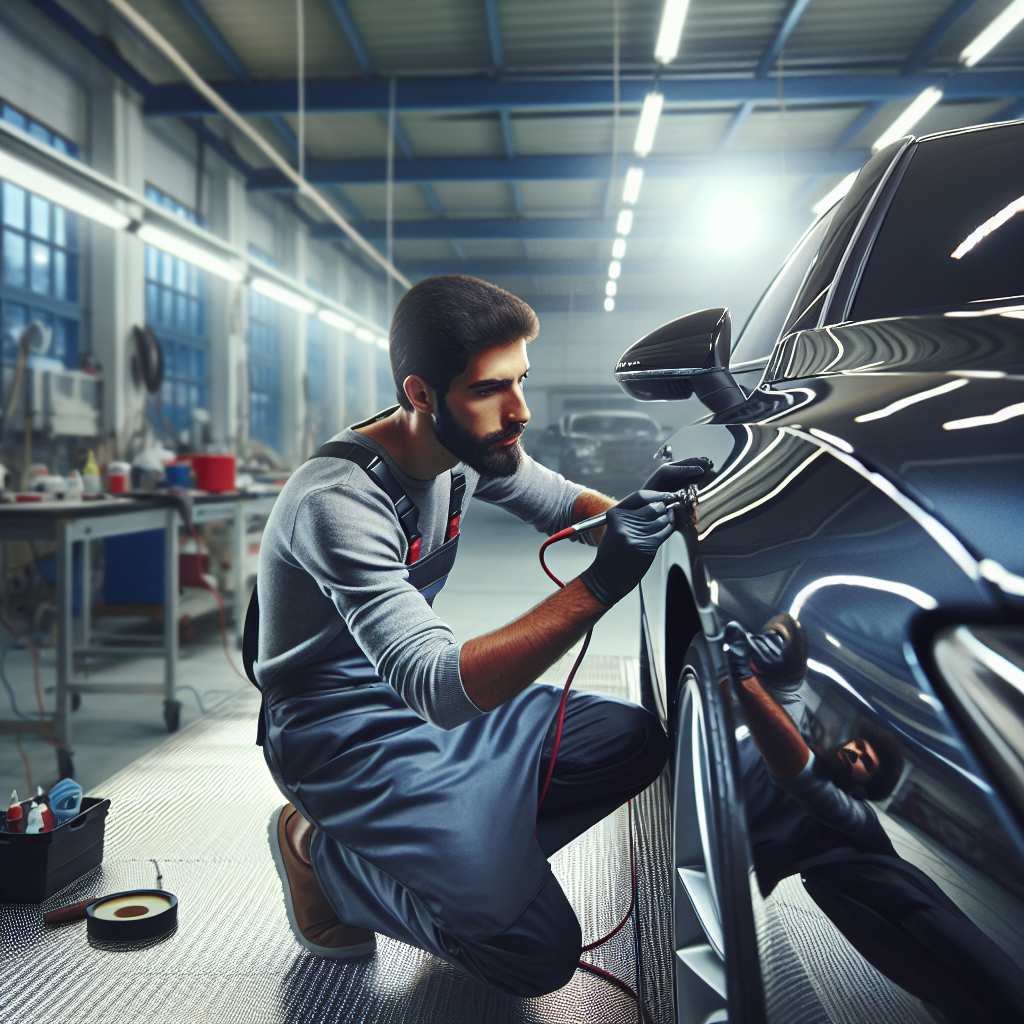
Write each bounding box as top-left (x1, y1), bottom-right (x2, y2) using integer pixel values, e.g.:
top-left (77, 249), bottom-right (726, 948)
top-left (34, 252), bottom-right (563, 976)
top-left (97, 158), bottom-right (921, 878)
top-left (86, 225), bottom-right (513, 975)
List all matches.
top-left (539, 529), bottom-right (651, 1024)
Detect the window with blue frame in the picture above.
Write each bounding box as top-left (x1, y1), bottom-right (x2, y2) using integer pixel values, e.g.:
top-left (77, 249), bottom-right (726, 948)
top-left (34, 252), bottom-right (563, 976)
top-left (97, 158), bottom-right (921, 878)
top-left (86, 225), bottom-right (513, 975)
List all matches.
top-left (144, 186), bottom-right (207, 442)
top-left (1, 103), bottom-right (81, 370)
top-left (305, 279), bottom-right (332, 446)
top-left (247, 245), bottom-right (282, 452)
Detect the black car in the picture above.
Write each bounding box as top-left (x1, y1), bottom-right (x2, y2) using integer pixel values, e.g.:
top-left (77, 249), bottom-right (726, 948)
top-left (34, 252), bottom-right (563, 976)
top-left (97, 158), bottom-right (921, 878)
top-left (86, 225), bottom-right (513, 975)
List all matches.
top-left (529, 410), bottom-right (664, 498)
top-left (615, 119), bottom-right (1024, 1023)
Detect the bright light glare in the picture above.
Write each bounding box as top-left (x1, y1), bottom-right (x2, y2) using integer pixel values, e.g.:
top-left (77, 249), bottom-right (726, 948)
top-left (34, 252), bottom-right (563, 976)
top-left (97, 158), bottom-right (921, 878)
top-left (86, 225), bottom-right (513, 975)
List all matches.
top-left (654, 0), bottom-right (691, 63)
top-left (943, 402), bottom-right (1024, 430)
top-left (704, 196), bottom-right (759, 251)
top-left (633, 92), bottom-right (664, 157)
top-left (960, 0), bottom-right (1024, 66)
top-left (812, 172), bottom-right (856, 215)
top-left (872, 87), bottom-right (943, 152)
top-left (604, 297), bottom-right (615, 312)
top-left (355, 327), bottom-right (374, 343)
top-left (611, 237), bottom-right (626, 259)
top-left (622, 166), bottom-right (644, 205)
top-left (855, 379), bottom-right (968, 422)
top-left (608, 260), bottom-right (622, 280)
top-left (616, 209), bottom-right (634, 235)
top-left (605, 280), bottom-right (618, 297)
top-left (376, 336), bottom-right (389, 350)
top-left (951, 194), bottom-right (1024, 259)
top-left (137, 223), bottom-right (243, 281)
top-left (318, 309), bottom-right (355, 331)
top-left (0, 149), bottom-right (130, 231)
top-left (251, 277), bottom-right (316, 313)
top-left (789, 574), bottom-right (938, 620)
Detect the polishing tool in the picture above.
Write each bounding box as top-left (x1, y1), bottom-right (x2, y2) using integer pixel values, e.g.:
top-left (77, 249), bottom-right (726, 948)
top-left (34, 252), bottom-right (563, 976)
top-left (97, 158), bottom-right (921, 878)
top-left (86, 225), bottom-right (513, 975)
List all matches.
top-left (45, 889), bottom-right (178, 941)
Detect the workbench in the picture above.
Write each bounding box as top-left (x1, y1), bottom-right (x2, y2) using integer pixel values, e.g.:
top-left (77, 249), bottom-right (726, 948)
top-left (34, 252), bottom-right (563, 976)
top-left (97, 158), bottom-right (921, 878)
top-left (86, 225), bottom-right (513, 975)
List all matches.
top-left (0, 491), bottom-right (277, 779)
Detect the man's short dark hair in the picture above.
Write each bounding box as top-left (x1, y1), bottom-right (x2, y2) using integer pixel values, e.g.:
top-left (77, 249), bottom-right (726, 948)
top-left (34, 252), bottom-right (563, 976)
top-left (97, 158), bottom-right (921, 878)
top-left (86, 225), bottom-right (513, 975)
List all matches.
top-left (858, 723), bottom-right (905, 801)
top-left (390, 275), bottom-right (539, 411)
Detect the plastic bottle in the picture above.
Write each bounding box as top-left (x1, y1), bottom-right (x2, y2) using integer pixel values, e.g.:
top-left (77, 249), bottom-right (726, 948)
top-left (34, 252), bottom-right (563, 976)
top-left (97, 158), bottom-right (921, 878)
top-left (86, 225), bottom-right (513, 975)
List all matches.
top-left (25, 801), bottom-right (44, 834)
top-left (66, 470), bottom-right (84, 500)
top-left (82, 450), bottom-right (100, 494)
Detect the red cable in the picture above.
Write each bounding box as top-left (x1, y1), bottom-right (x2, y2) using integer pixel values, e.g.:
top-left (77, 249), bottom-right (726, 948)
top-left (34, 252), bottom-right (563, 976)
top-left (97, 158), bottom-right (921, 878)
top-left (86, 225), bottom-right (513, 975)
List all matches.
top-left (187, 525), bottom-right (248, 683)
top-left (538, 531), bottom-right (648, 1021)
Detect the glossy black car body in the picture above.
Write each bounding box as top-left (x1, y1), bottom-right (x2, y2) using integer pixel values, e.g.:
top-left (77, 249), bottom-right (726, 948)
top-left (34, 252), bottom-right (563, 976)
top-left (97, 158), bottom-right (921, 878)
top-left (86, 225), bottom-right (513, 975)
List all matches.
top-left (529, 410), bottom-right (663, 497)
top-left (626, 120), bottom-right (1024, 1023)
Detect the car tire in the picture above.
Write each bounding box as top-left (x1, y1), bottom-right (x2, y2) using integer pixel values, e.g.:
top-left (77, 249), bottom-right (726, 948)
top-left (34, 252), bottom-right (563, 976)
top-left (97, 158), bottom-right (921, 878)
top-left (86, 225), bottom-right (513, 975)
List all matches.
top-left (673, 634), bottom-right (764, 1024)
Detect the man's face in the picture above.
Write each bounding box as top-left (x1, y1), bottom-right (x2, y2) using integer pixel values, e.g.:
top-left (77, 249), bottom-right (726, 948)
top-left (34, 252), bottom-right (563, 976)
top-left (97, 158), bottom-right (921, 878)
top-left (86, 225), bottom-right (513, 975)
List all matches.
top-left (432, 339), bottom-right (531, 477)
top-left (823, 737), bottom-right (879, 788)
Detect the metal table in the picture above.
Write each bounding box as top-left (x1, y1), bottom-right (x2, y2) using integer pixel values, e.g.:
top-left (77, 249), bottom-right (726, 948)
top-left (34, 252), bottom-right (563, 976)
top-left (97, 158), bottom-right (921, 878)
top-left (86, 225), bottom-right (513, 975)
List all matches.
top-left (0, 491), bottom-right (277, 779)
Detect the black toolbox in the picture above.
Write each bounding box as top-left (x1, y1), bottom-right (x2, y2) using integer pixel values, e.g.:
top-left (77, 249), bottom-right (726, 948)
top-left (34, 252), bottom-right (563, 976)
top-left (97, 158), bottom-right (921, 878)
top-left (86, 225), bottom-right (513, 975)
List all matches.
top-left (0, 797), bottom-right (110, 903)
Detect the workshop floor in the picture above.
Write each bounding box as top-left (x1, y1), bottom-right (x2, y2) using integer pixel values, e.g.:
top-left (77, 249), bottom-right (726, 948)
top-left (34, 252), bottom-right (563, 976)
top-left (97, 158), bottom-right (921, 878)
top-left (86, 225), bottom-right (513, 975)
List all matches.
top-left (2, 501), bottom-right (669, 1023)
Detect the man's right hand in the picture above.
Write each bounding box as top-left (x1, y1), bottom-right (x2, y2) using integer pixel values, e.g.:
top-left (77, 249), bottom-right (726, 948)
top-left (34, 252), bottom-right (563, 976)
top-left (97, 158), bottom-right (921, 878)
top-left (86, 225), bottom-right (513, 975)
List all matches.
top-left (579, 490), bottom-right (674, 608)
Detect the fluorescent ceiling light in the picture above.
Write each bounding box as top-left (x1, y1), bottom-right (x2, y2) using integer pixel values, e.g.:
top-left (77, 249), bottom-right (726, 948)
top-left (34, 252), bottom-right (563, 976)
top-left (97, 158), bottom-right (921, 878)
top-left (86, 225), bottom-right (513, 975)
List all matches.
top-left (0, 149), bottom-right (130, 231)
top-left (376, 336), bottom-right (389, 350)
top-left (611, 238), bottom-right (626, 259)
top-left (608, 260), bottom-right (622, 280)
top-left (951, 193), bottom-right (1024, 259)
top-left (705, 196), bottom-right (759, 252)
top-left (872, 87), bottom-right (943, 152)
top-left (605, 280), bottom-right (618, 297)
top-left (355, 327), bottom-right (375, 343)
top-left (960, 0), bottom-right (1024, 66)
top-left (251, 277), bottom-right (316, 313)
top-left (622, 166), bottom-right (644, 205)
top-left (318, 309), bottom-right (355, 331)
top-left (812, 172), bottom-right (857, 215)
top-left (616, 209), bottom-right (634, 236)
top-left (654, 0), bottom-right (691, 64)
top-left (136, 223), bottom-right (243, 281)
top-left (604, 297), bottom-right (615, 312)
top-left (633, 92), bottom-right (664, 157)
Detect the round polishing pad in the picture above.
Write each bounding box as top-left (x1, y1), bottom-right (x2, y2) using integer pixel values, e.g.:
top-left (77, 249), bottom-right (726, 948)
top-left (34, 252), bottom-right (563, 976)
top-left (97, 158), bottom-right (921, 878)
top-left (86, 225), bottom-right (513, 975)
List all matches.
top-left (87, 889), bottom-right (178, 941)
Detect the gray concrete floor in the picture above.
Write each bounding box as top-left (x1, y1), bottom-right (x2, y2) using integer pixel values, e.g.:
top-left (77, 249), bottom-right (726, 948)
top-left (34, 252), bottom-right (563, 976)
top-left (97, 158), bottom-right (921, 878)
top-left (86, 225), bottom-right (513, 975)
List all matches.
top-left (1, 500), bottom-right (637, 800)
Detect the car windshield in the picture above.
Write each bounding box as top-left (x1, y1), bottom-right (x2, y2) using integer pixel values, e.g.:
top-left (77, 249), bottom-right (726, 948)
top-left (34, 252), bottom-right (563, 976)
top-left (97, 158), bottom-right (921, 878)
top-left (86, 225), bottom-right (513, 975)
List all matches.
top-left (731, 206), bottom-right (836, 366)
top-left (851, 125), bottom-right (1024, 321)
top-left (570, 415), bottom-right (659, 437)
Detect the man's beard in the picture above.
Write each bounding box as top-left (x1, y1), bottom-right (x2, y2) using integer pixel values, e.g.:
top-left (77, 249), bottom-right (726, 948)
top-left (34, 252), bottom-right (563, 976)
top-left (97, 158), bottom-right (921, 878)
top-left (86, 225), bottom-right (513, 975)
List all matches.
top-left (815, 743), bottom-right (859, 794)
top-left (433, 398), bottom-right (525, 477)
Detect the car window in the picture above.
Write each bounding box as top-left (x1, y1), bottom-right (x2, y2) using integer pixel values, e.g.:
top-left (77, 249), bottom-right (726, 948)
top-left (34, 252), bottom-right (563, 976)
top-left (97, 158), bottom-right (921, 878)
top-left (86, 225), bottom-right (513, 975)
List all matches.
top-left (731, 208), bottom-right (836, 366)
top-left (850, 124), bottom-right (1024, 322)
top-left (570, 414), bottom-right (658, 437)
top-left (780, 138), bottom-right (908, 337)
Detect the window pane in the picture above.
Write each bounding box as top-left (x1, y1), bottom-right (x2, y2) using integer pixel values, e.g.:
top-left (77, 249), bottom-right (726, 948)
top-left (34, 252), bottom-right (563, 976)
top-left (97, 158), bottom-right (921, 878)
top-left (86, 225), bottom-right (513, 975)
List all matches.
top-left (174, 257), bottom-right (187, 293)
top-left (851, 125), bottom-right (1024, 320)
top-left (53, 249), bottom-right (67, 300)
top-left (2, 105), bottom-right (27, 131)
top-left (29, 241), bottom-right (51, 294)
top-left (161, 287), bottom-right (173, 325)
top-left (29, 195), bottom-right (50, 239)
top-left (145, 244), bottom-right (159, 280)
top-left (2, 302), bottom-right (27, 363)
top-left (146, 283), bottom-right (159, 320)
top-left (63, 251), bottom-right (78, 303)
top-left (161, 251), bottom-right (174, 286)
top-left (28, 122), bottom-right (51, 146)
top-left (2, 183), bottom-right (25, 230)
top-left (3, 230), bottom-right (26, 287)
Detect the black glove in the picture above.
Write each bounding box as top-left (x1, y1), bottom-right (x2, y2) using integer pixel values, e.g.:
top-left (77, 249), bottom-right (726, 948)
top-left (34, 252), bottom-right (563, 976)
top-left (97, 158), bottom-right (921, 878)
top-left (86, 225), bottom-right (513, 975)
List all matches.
top-left (643, 456), bottom-right (713, 493)
top-left (579, 490), bottom-right (674, 607)
top-left (724, 613), bottom-right (807, 690)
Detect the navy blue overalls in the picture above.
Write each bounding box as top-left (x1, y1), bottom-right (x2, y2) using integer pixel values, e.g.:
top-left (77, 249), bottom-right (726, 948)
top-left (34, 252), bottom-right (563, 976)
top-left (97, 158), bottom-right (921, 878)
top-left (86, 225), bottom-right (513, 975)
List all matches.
top-left (243, 440), bottom-right (668, 997)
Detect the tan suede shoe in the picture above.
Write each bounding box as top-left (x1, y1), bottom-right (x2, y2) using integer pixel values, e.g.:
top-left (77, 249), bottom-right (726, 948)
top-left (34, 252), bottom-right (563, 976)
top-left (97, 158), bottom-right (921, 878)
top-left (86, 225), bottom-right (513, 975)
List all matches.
top-left (268, 804), bottom-right (376, 959)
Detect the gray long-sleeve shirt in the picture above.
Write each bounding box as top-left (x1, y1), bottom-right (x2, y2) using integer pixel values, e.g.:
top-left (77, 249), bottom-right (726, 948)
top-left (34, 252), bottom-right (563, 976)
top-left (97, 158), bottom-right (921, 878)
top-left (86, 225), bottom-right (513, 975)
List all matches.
top-left (254, 416), bottom-right (586, 730)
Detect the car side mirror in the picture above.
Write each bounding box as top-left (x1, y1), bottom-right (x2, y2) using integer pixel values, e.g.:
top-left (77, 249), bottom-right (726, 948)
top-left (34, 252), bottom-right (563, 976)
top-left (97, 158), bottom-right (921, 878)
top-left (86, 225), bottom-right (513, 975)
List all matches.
top-left (613, 307), bottom-right (746, 413)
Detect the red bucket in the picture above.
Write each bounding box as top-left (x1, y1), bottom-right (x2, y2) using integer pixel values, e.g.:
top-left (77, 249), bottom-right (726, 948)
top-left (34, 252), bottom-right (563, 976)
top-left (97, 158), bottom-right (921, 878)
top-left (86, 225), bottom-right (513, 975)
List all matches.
top-left (187, 454), bottom-right (235, 493)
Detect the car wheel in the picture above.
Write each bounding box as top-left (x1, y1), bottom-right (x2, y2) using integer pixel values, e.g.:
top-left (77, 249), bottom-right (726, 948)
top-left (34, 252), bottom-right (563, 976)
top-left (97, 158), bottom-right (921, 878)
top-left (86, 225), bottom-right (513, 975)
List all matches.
top-left (673, 635), bottom-right (763, 1024)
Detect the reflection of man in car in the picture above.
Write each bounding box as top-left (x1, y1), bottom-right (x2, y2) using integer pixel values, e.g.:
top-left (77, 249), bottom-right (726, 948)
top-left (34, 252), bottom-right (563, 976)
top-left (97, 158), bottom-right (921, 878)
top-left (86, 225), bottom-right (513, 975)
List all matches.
top-left (725, 615), bottom-right (1024, 1022)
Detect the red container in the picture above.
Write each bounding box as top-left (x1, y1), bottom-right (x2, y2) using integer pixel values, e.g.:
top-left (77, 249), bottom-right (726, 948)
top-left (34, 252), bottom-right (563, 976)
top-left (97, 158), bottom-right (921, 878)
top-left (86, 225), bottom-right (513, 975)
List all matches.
top-left (179, 552), bottom-right (210, 587)
top-left (187, 454), bottom-right (235, 493)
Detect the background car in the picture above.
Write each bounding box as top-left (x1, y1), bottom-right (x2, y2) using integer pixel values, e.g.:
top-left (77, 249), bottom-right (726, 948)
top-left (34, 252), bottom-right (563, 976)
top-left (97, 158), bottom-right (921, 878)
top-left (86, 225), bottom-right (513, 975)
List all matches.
top-left (528, 410), bottom-right (664, 498)
top-left (615, 119), bottom-right (1024, 1023)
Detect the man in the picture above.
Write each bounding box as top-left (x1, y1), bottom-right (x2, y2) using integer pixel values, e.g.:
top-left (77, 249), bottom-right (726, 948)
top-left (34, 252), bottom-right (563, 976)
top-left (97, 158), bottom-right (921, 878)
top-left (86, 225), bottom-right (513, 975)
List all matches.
top-left (725, 616), bottom-right (1024, 1021)
top-left (253, 275), bottom-right (705, 997)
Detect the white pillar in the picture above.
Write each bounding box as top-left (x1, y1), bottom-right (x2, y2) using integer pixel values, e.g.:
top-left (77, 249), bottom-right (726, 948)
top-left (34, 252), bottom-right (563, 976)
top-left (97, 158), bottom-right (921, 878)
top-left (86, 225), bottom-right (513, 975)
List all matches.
top-left (88, 76), bottom-right (145, 457)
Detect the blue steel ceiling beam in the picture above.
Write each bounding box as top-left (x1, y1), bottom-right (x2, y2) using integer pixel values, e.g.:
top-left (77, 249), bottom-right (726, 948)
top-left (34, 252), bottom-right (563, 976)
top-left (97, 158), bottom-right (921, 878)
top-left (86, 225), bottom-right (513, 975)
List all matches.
top-left (175, 0), bottom-right (299, 154)
top-left (399, 258), bottom-right (696, 277)
top-left (484, 0), bottom-right (504, 70)
top-left (328, 0), bottom-right (374, 74)
top-left (143, 71), bottom-right (1024, 117)
top-left (756, 0), bottom-right (814, 77)
top-left (248, 149), bottom-right (869, 189)
top-left (903, 0), bottom-right (979, 74)
top-left (311, 217), bottom-right (689, 241)
top-left (717, 101), bottom-right (755, 150)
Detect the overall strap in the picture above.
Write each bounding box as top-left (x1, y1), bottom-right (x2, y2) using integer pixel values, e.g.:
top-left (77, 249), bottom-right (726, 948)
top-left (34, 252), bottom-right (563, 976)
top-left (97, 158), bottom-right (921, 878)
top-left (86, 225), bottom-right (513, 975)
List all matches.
top-left (311, 440), bottom-right (423, 563)
top-left (445, 470), bottom-right (466, 542)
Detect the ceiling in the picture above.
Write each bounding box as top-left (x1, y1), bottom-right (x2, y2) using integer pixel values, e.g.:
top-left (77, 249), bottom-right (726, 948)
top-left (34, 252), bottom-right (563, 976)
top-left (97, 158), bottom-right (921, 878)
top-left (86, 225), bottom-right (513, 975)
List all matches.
top-left (34, 0), bottom-right (1024, 311)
